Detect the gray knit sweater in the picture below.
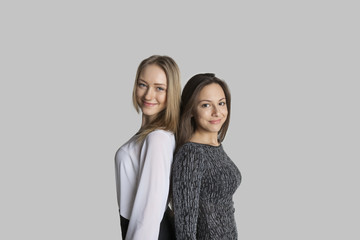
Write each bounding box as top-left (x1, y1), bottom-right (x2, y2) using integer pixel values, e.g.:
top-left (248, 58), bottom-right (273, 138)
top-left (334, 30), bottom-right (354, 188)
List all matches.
top-left (172, 142), bottom-right (241, 240)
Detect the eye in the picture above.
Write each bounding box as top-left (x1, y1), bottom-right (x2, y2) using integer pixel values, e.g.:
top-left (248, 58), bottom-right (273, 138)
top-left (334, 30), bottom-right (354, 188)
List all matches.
top-left (138, 83), bottom-right (147, 88)
top-left (219, 101), bottom-right (226, 106)
top-left (201, 103), bottom-right (211, 108)
top-left (156, 87), bottom-right (166, 91)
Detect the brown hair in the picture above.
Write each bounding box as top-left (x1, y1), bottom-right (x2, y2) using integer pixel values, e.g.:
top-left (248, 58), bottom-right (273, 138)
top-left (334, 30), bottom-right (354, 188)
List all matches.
top-left (176, 73), bottom-right (231, 151)
top-left (132, 55), bottom-right (181, 142)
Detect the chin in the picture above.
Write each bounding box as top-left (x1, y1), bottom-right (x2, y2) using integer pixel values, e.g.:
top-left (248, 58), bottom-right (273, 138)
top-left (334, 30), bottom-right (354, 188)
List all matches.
top-left (203, 127), bottom-right (221, 133)
top-left (209, 124), bottom-right (223, 132)
top-left (212, 128), bottom-right (222, 133)
top-left (142, 108), bottom-right (164, 118)
top-left (142, 110), bottom-right (157, 117)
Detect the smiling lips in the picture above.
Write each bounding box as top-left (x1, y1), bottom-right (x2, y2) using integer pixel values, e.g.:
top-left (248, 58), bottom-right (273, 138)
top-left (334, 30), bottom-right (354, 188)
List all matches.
top-left (209, 119), bottom-right (222, 124)
top-left (143, 101), bottom-right (157, 107)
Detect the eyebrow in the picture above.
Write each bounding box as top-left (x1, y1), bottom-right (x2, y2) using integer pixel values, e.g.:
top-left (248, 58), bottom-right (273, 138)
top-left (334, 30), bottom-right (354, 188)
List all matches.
top-left (199, 98), bottom-right (226, 103)
top-left (138, 79), bottom-right (167, 86)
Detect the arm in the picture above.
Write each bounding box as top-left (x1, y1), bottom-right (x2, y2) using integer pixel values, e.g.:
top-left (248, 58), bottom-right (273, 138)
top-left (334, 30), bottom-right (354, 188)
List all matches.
top-left (125, 130), bottom-right (175, 240)
top-left (172, 145), bottom-right (204, 240)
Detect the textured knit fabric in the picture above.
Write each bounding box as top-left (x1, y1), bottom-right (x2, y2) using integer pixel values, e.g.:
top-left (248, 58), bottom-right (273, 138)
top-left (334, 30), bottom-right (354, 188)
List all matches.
top-left (172, 142), bottom-right (241, 240)
top-left (115, 130), bottom-right (175, 240)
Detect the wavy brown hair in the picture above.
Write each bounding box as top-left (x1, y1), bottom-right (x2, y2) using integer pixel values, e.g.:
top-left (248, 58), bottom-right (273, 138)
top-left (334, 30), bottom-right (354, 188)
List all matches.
top-left (176, 73), bottom-right (231, 151)
top-left (132, 55), bottom-right (181, 142)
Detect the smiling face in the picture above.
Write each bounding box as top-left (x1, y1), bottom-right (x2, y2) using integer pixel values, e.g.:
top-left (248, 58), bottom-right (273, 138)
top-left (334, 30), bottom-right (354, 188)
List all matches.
top-left (136, 64), bottom-right (167, 122)
top-left (193, 83), bottom-right (228, 135)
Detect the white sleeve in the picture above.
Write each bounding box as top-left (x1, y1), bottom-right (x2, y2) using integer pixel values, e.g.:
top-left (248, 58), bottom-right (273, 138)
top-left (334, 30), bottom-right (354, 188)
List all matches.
top-left (125, 130), bottom-right (175, 240)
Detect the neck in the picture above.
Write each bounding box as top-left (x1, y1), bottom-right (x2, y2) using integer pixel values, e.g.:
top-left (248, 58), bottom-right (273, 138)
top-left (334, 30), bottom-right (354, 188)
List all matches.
top-left (190, 130), bottom-right (220, 146)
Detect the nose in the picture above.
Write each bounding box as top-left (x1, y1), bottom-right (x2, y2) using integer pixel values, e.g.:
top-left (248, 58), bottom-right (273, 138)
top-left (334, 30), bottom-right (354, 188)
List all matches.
top-left (212, 105), bottom-right (219, 116)
top-left (144, 87), bottom-right (155, 100)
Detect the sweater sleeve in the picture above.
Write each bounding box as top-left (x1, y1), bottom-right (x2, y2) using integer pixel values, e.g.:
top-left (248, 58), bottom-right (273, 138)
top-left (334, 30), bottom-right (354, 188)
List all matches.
top-left (172, 145), bottom-right (204, 240)
top-left (125, 130), bottom-right (175, 240)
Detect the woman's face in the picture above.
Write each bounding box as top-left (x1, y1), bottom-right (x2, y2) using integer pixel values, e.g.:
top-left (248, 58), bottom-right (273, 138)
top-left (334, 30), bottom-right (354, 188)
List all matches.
top-left (136, 64), bottom-right (167, 119)
top-left (193, 83), bottom-right (228, 134)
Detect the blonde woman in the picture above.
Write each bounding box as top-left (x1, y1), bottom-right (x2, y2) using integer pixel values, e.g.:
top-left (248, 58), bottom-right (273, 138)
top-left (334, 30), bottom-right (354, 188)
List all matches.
top-left (115, 55), bottom-right (181, 240)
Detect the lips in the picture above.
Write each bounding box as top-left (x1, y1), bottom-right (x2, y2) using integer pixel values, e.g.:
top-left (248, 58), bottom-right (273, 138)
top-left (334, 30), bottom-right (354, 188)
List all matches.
top-left (209, 119), bottom-right (221, 124)
top-left (143, 101), bottom-right (157, 107)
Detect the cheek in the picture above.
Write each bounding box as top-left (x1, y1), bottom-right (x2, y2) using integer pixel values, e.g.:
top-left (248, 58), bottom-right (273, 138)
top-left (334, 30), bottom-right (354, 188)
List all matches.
top-left (136, 88), bottom-right (144, 99)
top-left (159, 93), bottom-right (167, 104)
top-left (196, 109), bottom-right (210, 121)
top-left (223, 114), bottom-right (228, 122)
top-left (221, 106), bottom-right (228, 115)
top-left (222, 109), bottom-right (228, 122)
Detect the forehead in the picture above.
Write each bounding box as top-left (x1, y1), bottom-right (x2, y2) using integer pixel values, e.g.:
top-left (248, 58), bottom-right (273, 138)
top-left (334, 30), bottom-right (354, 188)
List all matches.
top-left (139, 64), bottom-right (167, 85)
top-left (198, 83), bottom-right (225, 100)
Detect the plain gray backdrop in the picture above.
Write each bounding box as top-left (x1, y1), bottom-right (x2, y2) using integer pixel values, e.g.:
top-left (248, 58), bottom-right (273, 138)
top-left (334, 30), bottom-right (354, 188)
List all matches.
top-left (1, 0), bottom-right (359, 239)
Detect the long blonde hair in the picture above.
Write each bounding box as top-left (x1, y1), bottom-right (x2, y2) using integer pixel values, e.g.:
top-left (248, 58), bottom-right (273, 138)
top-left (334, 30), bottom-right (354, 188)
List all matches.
top-left (132, 55), bottom-right (181, 142)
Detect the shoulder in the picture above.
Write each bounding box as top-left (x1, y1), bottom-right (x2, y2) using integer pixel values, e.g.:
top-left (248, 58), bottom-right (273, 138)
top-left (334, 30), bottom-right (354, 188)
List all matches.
top-left (176, 142), bottom-right (204, 156)
top-left (145, 129), bottom-right (175, 143)
top-left (141, 130), bottom-right (175, 152)
top-left (174, 142), bottom-right (205, 165)
top-left (147, 129), bottom-right (174, 138)
top-left (172, 143), bottom-right (206, 175)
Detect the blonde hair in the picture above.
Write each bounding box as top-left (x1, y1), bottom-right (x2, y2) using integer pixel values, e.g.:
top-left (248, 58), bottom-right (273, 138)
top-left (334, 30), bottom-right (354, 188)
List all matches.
top-left (132, 55), bottom-right (181, 142)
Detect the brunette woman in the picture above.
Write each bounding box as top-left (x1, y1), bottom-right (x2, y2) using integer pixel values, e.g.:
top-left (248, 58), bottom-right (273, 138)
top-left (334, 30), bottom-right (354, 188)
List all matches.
top-left (115, 55), bottom-right (180, 240)
top-left (172, 73), bottom-right (241, 239)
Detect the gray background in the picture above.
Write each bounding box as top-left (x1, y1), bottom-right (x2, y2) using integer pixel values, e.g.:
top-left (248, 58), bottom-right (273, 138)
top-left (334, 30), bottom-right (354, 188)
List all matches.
top-left (1, 0), bottom-right (359, 239)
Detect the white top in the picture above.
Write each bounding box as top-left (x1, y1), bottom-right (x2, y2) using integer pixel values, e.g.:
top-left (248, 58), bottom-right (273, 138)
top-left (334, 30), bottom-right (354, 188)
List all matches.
top-left (114, 130), bottom-right (175, 240)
